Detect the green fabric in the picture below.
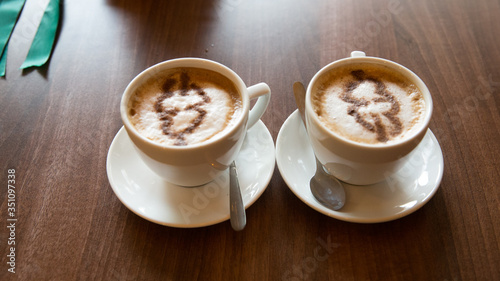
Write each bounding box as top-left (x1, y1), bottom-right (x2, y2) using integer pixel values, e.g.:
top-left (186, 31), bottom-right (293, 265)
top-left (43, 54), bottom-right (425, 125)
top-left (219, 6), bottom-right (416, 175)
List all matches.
top-left (20, 0), bottom-right (60, 69)
top-left (0, 46), bottom-right (8, 75)
top-left (0, 0), bottom-right (27, 76)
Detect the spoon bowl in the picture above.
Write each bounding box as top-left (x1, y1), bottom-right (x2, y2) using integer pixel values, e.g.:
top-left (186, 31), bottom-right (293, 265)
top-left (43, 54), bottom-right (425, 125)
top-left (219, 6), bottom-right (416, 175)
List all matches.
top-left (310, 157), bottom-right (345, 210)
top-left (293, 82), bottom-right (346, 211)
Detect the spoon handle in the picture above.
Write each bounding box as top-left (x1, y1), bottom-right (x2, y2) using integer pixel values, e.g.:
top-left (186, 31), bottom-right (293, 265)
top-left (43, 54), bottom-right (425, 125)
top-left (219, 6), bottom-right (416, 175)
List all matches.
top-left (293, 82), bottom-right (307, 127)
top-left (229, 161), bottom-right (246, 231)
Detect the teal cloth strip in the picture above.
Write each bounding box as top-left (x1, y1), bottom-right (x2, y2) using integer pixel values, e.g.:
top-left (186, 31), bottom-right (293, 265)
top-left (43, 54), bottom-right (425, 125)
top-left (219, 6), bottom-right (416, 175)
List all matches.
top-left (0, 47), bottom-right (8, 76)
top-left (0, 0), bottom-right (27, 76)
top-left (20, 0), bottom-right (60, 69)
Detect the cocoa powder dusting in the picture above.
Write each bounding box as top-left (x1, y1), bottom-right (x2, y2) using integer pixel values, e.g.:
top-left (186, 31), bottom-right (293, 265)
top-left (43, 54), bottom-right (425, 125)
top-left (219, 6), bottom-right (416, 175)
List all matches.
top-left (342, 70), bottom-right (402, 142)
top-left (155, 72), bottom-right (212, 145)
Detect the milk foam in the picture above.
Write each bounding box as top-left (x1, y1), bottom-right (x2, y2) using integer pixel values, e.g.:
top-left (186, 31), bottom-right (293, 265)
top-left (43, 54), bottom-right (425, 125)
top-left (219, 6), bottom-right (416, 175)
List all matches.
top-left (312, 64), bottom-right (425, 144)
top-left (129, 68), bottom-right (242, 146)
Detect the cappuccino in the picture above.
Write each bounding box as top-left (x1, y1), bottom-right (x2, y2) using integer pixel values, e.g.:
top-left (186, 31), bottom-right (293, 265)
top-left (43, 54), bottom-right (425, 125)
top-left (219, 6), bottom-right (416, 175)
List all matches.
top-left (128, 67), bottom-right (242, 146)
top-left (311, 63), bottom-right (425, 144)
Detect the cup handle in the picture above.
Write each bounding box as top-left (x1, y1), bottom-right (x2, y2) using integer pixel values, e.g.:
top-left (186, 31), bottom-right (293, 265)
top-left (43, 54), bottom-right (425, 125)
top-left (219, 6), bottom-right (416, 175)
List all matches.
top-left (351, 51), bottom-right (366, 57)
top-left (246, 83), bottom-right (271, 129)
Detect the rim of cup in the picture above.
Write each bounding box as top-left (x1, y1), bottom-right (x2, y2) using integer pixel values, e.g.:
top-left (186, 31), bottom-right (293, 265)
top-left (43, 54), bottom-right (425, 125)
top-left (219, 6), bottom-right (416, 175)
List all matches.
top-left (305, 54), bottom-right (433, 150)
top-left (120, 58), bottom-right (250, 150)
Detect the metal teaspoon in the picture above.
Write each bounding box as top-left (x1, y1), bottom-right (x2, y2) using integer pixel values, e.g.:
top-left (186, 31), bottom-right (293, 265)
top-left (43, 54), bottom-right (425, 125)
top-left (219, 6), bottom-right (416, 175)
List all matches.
top-left (292, 82), bottom-right (346, 211)
top-left (229, 161), bottom-right (246, 230)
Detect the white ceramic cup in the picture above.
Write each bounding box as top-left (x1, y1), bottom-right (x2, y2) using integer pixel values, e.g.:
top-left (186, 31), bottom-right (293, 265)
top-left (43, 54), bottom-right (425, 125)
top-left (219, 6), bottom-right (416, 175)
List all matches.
top-left (305, 51), bottom-right (433, 185)
top-left (120, 58), bottom-right (271, 186)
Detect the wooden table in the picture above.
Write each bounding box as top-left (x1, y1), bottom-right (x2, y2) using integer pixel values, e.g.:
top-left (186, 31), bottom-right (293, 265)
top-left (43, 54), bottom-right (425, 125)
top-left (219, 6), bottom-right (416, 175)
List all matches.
top-left (1, 0), bottom-right (499, 280)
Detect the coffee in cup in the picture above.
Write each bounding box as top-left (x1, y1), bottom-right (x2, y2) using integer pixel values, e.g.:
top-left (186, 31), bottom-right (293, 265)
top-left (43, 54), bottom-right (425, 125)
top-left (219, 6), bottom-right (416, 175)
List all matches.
top-left (305, 51), bottom-right (433, 185)
top-left (311, 63), bottom-right (426, 145)
top-left (120, 58), bottom-right (271, 186)
top-left (128, 67), bottom-right (242, 146)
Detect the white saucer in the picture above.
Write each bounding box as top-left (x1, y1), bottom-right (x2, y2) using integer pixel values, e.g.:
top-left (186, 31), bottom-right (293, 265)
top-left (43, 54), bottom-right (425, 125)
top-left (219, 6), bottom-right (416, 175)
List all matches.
top-left (106, 121), bottom-right (275, 228)
top-left (276, 110), bottom-right (444, 223)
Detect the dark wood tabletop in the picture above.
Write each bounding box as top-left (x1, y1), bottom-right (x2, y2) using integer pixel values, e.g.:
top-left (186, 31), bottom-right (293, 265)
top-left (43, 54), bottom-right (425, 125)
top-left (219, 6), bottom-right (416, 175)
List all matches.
top-left (1, 0), bottom-right (499, 280)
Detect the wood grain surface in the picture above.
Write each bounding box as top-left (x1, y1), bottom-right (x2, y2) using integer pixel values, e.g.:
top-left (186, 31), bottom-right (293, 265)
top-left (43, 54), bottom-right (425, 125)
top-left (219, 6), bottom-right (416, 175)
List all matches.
top-left (1, 0), bottom-right (499, 280)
